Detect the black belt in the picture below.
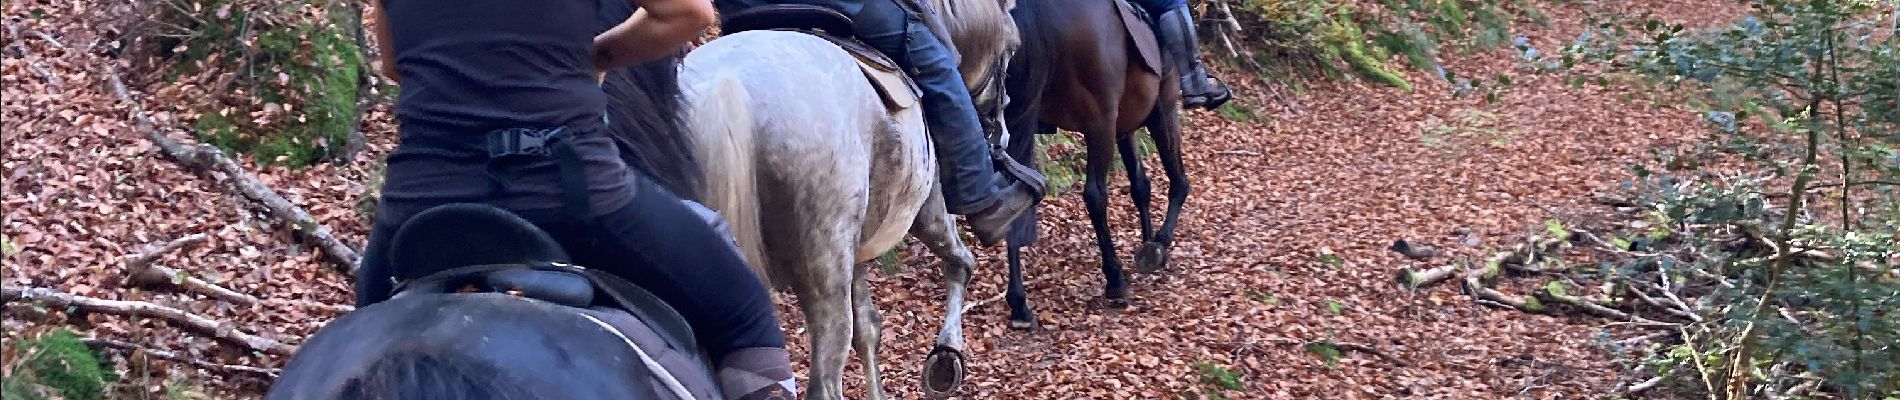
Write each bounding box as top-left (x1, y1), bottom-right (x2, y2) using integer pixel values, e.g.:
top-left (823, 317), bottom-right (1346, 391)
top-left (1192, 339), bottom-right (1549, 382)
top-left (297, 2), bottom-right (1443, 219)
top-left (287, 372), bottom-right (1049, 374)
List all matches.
top-left (394, 127), bottom-right (594, 223)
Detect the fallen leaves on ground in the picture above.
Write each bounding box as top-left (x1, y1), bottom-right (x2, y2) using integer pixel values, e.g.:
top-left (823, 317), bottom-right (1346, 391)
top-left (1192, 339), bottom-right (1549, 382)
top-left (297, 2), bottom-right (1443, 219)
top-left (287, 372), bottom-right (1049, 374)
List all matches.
top-left (3, 0), bottom-right (1750, 398)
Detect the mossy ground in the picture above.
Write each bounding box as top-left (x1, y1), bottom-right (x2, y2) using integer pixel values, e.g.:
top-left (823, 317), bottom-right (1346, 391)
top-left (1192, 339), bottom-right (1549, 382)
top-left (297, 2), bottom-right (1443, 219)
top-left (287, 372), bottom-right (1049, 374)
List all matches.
top-left (3, 329), bottom-right (111, 400)
top-left (158, 0), bottom-right (362, 168)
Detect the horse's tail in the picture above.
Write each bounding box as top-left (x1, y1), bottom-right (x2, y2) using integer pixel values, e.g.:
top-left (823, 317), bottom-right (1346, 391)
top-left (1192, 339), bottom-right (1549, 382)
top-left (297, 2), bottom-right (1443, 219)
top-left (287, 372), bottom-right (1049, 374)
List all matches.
top-left (686, 75), bottom-right (772, 285)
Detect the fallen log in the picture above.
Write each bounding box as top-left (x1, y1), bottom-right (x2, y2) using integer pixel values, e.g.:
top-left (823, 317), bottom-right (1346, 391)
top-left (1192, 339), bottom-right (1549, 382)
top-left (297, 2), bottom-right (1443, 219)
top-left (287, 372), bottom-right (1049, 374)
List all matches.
top-left (105, 67), bottom-right (361, 275)
top-left (1397, 264), bottom-right (1459, 289)
top-left (2, 285), bottom-right (294, 355)
top-left (83, 338), bottom-right (280, 379)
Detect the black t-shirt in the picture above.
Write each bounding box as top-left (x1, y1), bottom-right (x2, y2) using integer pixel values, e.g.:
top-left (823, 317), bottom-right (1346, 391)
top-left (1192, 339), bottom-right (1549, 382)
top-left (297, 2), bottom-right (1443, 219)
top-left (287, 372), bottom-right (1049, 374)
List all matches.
top-left (377, 0), bottom-right (634, 220)
top-left (381, 0), bottom-right (606, 134)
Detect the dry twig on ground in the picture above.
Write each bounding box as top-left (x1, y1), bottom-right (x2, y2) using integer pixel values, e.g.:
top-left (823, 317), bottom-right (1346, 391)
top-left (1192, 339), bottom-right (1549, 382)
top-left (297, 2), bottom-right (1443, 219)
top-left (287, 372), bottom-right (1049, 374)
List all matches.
top-left (83, 338), bottom-right (280, 379)
top-left (120, 234), bottom-right (264, 306)
top-left (2, 286), bottom-right (294, 355)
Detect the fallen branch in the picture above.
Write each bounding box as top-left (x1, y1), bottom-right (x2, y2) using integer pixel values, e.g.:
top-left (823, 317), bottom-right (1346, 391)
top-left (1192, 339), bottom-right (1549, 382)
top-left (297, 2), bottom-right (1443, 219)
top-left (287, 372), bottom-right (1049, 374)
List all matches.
top-left (1331, 341), bottom-right (1406, 367)
top-left (124, 265), bottom-right (261, 307)
top-left (3, 22), bottom-right (64, 88)
top-left (1535, 284), bottom-right (1679, 329)
top-left (1214, 149), bottom-right (1261, 157)
top-left (118, 234), bottom-right (265, 307)
top-left (1626, 373), bottom-right (1668, 393)
top-left (1397, 263), bottom-right (1459, 289)
top-left (2, 285), bottom-right (294, 355)
top-left (1461, 274), bottom-right (1541, 312)
top-left (106, 67), bottom-right (362, 275)
top-left (1614, 276), bottom-right (1701, 322)
top-left (83, 338), bottom-right (280, 379)
top-left (963, 291), bottom-right (1007, 315)
top-left (271, 299), bottom-right (354, 314)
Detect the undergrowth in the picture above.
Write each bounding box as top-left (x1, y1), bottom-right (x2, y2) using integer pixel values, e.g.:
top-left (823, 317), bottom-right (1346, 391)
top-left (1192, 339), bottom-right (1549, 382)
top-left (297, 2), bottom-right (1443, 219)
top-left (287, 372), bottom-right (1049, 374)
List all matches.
top-left (132, 0), bottom-right (364, 168)
top-left (1513, 0), bottom-right (1900, 397)
top-left (1211, 0), bottom-right (1536, 91)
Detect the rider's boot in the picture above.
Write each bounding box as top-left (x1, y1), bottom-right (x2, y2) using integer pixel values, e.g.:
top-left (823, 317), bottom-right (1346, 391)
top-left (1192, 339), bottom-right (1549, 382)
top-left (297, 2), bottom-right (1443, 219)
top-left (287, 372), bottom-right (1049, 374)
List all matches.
top-left (1157, 4), bottom-right (1231, 110)
top-left (855, 0), bottom-right (1044, 246)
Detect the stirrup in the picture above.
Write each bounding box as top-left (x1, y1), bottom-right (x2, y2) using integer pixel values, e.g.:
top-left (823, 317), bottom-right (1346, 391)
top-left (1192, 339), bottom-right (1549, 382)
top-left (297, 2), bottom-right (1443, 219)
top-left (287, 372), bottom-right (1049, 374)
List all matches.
top-left (1185, 76), bottom-right (1233, 110)
top-left (991, 147), bottom-right (1046, 198)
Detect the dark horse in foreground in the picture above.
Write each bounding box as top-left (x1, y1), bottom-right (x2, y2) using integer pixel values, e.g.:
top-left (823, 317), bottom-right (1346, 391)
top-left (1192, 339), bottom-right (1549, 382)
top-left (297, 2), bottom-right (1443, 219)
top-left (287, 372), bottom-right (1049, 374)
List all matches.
top-left (996, 0), bottom-right (1192, 329)
top-left (265, 0), bottom-right (722, 397)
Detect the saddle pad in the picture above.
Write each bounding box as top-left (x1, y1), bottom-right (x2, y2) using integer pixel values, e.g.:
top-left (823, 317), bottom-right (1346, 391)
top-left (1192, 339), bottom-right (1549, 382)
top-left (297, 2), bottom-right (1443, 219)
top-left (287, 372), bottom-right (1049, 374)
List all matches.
top-left (752, 28), bottom-right (919, 110)
top-left (1111, 0), bottom-right (1164, 75)
top-left (819, 33), bottom-right (921, 110)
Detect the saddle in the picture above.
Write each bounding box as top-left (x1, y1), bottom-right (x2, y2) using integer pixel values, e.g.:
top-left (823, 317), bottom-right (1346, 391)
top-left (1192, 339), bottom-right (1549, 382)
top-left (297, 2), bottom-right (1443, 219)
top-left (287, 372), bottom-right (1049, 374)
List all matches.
top-left (385, 203), bottom-right (712, 390)
top-left (722, 4), bottom-right (921, 110)
top-left (1110, 0), bottom-right (1164, 75)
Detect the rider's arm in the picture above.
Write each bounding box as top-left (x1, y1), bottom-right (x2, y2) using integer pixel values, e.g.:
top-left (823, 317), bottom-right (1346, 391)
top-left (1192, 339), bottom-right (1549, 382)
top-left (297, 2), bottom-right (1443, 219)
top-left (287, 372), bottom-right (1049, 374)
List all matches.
top-left (593, 0), bottom-right (714, 72)
top-left (369, 0), bottom-right (401, 83)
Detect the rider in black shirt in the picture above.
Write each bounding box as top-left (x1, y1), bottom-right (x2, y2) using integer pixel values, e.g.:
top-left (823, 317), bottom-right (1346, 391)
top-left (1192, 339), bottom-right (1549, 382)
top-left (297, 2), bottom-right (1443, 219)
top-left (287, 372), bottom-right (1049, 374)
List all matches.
top-left (362, 0), bottom-right (797, 398)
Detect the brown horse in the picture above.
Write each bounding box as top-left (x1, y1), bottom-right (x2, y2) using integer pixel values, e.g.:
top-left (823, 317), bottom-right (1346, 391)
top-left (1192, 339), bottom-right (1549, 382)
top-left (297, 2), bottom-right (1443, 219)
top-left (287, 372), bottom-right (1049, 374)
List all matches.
top-left (996, 0), bottom-right (1191, 328)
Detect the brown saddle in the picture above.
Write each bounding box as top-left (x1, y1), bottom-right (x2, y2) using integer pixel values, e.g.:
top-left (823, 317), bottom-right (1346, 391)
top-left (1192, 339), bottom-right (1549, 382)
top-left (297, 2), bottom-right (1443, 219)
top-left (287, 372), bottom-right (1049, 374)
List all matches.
top-left (722, 4), bottom-right (920, 110)
top-left (1109, 0), bottom-right (1164, 75)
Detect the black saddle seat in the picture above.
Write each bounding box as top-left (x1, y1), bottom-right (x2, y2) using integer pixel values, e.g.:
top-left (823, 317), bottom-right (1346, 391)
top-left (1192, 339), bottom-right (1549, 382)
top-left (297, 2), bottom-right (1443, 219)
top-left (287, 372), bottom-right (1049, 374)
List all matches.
top-left (722, 4), bottom-right (855, 37)
top-left (386, 203), bottom-right (702, 356)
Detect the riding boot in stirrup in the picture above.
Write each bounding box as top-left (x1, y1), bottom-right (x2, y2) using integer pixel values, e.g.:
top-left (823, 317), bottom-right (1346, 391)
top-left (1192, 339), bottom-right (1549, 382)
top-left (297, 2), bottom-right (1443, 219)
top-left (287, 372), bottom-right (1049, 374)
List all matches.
top-left (965, 144), bottom-right (1046, 247)
top-left (1158, 4), bottom-right (1232, 110)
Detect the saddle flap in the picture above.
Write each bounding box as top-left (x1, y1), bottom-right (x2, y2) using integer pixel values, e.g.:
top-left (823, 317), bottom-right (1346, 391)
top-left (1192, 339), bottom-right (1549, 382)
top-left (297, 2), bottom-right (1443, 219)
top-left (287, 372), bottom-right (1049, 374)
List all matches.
top-left (722, 4), bottom-right (856, 37)
top-left (1111, 0), bottom-right (1164, 75)
top-left (387, 203), bottom-right (571, 282)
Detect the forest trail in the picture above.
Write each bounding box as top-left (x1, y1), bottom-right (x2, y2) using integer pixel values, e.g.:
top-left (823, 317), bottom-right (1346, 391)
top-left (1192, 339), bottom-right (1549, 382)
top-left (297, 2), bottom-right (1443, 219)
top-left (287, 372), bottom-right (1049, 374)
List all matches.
top-left (2, 0), bottom-right (1749, 398)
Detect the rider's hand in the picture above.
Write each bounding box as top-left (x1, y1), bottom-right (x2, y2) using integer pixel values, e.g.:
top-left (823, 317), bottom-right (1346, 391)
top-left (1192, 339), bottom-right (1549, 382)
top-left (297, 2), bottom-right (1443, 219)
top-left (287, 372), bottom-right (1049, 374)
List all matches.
top-left (594, 0), bottom-right (713, 71)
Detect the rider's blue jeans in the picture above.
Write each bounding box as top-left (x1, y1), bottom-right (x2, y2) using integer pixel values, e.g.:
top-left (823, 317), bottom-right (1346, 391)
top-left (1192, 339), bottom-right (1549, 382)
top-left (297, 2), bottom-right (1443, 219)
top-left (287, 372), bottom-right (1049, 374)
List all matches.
top-left (853, 0), bottom-right (1003, 214)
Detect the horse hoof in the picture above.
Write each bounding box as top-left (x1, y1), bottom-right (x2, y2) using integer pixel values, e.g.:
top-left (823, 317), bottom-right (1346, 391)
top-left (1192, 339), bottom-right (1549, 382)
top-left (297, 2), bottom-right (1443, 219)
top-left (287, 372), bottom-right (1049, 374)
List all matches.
top-left (1135, 242), bottom-right (1169, 273)
top-left (920, 345), bottom-right (967, 399)
top-left (1008, 316), bottom-right (1038, 330)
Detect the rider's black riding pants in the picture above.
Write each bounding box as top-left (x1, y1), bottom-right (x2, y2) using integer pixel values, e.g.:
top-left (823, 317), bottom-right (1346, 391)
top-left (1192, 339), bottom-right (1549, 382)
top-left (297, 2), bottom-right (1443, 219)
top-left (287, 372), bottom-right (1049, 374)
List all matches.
top-left (355, 159), bottom-right (787, 362)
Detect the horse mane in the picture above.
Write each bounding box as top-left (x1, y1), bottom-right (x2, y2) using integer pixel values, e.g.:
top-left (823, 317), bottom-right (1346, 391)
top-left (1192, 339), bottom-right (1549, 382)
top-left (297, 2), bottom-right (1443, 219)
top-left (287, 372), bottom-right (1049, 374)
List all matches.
top-left (597, 0), bottom-right (703, 201)
top-left (927, 0), bottom-right (1020, 82)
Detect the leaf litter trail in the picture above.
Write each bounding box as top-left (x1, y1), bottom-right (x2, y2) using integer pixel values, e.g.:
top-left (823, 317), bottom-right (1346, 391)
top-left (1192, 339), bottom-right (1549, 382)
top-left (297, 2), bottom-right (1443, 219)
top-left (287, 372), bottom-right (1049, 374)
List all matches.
top-left (826, 2), bottom-right (1748, 398)
top-left (0, 0), bottom-right (1745, 398)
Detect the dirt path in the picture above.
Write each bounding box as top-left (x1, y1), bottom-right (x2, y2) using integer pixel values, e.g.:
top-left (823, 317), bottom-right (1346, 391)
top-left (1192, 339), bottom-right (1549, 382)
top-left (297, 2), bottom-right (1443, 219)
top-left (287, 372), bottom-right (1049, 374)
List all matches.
top-left (2, 0), bottom-right (1747, 398)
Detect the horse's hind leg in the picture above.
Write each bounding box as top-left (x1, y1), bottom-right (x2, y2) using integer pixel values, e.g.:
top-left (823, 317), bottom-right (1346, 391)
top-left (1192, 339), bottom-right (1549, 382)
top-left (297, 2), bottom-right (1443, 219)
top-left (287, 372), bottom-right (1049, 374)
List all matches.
top-left (1136, 104), bottom-right (1191, 273)
top-left (1117, 134), bottom-right (1157, 273)
top-left (910, 186), bottom-right (977, 398)
top-left (1080, 127), bottom-right (1130, 303)
top-left (849, 263), bottom-right (887, 400)
top-left (790, 255), bottom-right (855, 400)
